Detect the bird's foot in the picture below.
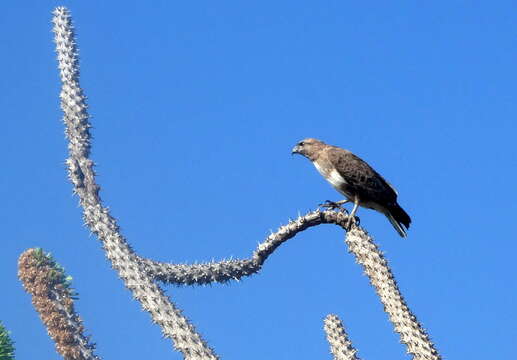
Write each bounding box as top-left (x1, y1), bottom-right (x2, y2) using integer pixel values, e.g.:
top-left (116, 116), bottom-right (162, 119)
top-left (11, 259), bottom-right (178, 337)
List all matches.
top-left (319, 200), bottom-right (349, 213)
top-left (345, 215), bottom-right (360, 230)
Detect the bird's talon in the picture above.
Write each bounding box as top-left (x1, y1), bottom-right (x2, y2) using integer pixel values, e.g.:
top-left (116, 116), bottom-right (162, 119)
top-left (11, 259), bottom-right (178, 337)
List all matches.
top-left (318, 200), bottom-right (333, 207)
top-left (345, 216), bottom-right (359, 230)
top-left (318, 200), bottom-right (344, 210)
top-left (338, 207), bottom-right (349, 214)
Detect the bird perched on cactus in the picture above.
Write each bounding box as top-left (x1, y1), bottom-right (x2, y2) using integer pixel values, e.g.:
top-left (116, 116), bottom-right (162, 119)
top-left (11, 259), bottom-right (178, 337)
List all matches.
top-left (292, 138), bottom-right (411, 237)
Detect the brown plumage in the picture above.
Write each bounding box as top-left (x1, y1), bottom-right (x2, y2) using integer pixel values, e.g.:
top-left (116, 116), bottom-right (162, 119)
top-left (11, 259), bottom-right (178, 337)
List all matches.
top-left (292, 138), bottom-right (411, 237)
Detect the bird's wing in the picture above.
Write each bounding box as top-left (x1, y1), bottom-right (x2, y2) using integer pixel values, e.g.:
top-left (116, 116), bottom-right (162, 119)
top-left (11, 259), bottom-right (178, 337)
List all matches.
top-left (327, 147), bottom-right (397, 204)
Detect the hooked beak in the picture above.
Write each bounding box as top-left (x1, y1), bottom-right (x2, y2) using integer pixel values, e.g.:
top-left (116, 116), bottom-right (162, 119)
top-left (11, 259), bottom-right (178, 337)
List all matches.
top-left (291, 145), bottom-right (301, 156)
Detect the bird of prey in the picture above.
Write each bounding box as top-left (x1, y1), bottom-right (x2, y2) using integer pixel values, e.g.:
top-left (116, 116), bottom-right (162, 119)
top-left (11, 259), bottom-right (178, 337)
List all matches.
top-left (292, 138), bottom-right (411, 237)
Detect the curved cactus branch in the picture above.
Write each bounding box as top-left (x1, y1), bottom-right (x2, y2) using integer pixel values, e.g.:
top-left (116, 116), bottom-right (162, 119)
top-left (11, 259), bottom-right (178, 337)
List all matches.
top-left (139, 210), bottom-right (352, 285)
top-left (52, 7), bottom-right (217, 359)
top-left (323, 314), bottom-right (360, 360)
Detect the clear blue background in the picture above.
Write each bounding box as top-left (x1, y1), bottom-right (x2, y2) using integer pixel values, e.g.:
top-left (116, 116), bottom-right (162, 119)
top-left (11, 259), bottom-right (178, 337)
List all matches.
top-left (2, 1), bottom-right (516, 359)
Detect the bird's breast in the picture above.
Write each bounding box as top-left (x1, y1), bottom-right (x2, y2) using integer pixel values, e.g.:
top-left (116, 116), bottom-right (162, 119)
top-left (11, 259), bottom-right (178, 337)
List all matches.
top-left (313, 161), bottom-right (350, 194)
top-left (313, 161), bottom-right (329, 179)
top-left (327, 169), bottom-right (348, 188)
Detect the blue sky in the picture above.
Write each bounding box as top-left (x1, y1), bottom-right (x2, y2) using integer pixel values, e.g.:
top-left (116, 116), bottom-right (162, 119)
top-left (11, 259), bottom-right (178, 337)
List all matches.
top-left (2, 1), bottom-right (516, 359)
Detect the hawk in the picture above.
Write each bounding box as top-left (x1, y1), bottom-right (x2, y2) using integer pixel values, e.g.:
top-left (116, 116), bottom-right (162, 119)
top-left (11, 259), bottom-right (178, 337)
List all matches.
top-left (292, 138), bottom-right (411, 237)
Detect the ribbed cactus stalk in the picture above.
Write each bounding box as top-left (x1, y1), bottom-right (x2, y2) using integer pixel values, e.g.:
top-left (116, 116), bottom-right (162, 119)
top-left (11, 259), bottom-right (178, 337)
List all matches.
top-left (18, 248), bottom-right (98, 360)
top-left (52, 7), bottom-right (217, 359)
top-left (323, 314), bottom-right (360, 360)
top-left (345, 227), bottom-right (440, 360)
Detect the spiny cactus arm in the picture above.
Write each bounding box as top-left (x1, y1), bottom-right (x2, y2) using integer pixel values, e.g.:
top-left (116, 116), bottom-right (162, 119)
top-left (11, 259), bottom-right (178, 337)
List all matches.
top-left (52, 7), bottom-right (218, 359)
top-left (18, 248), bottom-right (99, 360)
top-left (140, 210), bottom-right (353, 285)
top-left (0, 321), bottom-right (15, 360)
top-left (345, 228), bottom-right (440, 360)
top-left (139, 257), bottom-right (259, 285)
top-left (323, 314), bottom-right (361, 360)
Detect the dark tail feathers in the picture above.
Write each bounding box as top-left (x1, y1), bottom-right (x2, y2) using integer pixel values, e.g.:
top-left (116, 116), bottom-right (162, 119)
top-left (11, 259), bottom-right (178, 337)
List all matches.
top-left (385, 203), bottom-right (411, 238)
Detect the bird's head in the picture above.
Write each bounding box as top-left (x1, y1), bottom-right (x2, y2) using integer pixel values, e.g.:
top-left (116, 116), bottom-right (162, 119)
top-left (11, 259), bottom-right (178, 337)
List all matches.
top-left (291, 138), bottom-right (325, 161)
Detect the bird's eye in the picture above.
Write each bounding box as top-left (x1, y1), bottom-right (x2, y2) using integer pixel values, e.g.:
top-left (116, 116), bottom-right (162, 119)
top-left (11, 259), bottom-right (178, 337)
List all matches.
top-left (299, 141), bottom-right (305, 146)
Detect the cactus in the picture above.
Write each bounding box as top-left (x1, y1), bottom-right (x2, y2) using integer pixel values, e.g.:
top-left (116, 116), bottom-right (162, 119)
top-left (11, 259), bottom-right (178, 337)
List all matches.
top-left (18, 248), bottom-right (98, 360)
top-left (52, 7), bottom-right (217, 359)
top-left (139, 210), bottom-right (352, 285)
top-left (344, 228), bottom-right (440, 359)
top-left (323, 314), bottom-right (360, 360)
top-left (16, 6), bottom-right (444, 359)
